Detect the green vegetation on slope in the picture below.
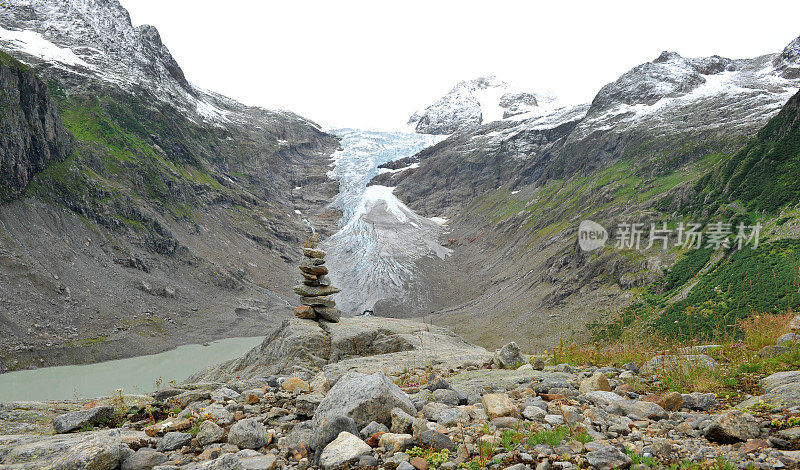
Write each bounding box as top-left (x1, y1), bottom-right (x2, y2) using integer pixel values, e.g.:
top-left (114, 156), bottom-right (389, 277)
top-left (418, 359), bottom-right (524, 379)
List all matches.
top-left (690, 89), bottom-right (800, 215)
top-left (25, 90), bottom-right (233, 234)
top-left (0, 49), bottom-right (30, 71)
top-left (655, 239), bottom-right (800, 338)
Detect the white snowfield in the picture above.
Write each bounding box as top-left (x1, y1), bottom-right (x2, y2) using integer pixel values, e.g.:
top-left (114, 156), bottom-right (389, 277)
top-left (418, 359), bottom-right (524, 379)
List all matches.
top-left (0, 26), bottom-right (93, 69)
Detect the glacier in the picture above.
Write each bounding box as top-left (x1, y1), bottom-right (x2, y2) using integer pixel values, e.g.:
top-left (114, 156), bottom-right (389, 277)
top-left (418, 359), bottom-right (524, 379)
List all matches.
top-left (323, 129), bottom-right (448, 314)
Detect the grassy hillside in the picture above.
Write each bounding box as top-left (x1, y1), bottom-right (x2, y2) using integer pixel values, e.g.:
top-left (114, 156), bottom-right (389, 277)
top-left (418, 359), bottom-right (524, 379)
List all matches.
top-left (592, 90), bottom-right (800, 342)
top-left (691, 89), bottom-right (800, 215)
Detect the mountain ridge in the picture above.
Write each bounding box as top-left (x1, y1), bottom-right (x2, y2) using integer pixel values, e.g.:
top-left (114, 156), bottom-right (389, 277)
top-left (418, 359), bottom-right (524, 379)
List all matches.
top-left (370, 36), bottom-right (800, 350)
top-left (0, 0), bottom-right (341, 371)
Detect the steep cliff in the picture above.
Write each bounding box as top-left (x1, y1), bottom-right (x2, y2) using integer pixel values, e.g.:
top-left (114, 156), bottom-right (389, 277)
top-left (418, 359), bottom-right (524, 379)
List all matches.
top-left (0, 50), bottom-right (71, 201)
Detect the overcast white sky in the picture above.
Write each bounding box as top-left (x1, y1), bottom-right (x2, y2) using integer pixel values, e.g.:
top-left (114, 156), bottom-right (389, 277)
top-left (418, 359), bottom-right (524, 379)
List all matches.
top-left (119, 0), bottom-right (800, 130)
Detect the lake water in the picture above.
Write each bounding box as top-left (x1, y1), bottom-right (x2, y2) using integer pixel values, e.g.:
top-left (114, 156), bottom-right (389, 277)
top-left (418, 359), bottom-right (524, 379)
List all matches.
top-left (0, 336), bottom-right (264, 402)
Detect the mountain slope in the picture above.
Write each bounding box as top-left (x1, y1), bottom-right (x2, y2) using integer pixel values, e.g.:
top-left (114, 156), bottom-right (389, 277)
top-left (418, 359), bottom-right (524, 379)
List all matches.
top-left (691, 89), bottom-right (800, 214)
top-left (0, 0), bottom-right (340, 371)
top-left (372, 37), bottom-right (800, 350)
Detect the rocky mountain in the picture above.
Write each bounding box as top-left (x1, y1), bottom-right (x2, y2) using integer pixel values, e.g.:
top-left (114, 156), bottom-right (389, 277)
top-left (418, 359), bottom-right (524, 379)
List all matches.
top-left (0, 0), bottom-right (340, 371)
top-left (408, 76), bottom-right (556, 134)
top-left (373, 36), bottom-right (800, 350)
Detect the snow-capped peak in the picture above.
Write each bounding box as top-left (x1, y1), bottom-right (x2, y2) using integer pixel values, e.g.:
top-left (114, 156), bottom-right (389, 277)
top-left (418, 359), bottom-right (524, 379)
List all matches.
top-left (774, 34), bottom-right (800, 79)
top-left (0, 0), bottom-right (235, 125)
top-left (408, 75), bottom-right (557, 135)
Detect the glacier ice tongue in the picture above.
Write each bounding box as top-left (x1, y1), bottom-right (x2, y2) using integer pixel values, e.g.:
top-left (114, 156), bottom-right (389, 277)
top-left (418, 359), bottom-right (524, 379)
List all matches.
top-left (323, 129), bottom-right (447, 314)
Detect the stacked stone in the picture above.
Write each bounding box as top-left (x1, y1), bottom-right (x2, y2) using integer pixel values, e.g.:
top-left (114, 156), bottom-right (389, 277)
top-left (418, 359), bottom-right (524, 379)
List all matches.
top-left (293, 233), bottom-right (341, 323)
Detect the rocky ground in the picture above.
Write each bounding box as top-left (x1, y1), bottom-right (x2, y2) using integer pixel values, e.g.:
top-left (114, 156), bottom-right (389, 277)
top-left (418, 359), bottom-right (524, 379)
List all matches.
top-left (3, 318), bottom-right (800, 469)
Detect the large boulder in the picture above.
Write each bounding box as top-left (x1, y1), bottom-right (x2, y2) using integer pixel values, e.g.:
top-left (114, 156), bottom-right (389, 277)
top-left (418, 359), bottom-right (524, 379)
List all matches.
top-left (187, 317), bottom-right (330, 382)
top-left (312, 372), bottom-right (415, 429)
top-left (586, 445), bottom-right (632, 470)
top-left (318, 432), bottom-right (372, 470)
top-left (49, 430), bottom-right (123, 470)
top-left (705, 410), bottom-right (760, 443)
top-left (608, 399), bottom-right (668, 421)
top-left (121, 448), bottom-right (168, 470)
top-left (53, 406), bottom-right (115, 434)
top-left (187, 317), bottom-right (493, 384)
top-left (228, 418), bottom-right (271, 449)
top-left (640, 354), bottom-right (716, 375)
top-left (495, 342), bottom-right (524, 368)
top-left (739, 370), bottom-right (800, 408)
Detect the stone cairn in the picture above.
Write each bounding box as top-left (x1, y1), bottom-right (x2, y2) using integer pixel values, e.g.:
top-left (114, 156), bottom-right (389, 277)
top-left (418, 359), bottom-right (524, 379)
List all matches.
top-left (293, 233), bottom-right (341, 322)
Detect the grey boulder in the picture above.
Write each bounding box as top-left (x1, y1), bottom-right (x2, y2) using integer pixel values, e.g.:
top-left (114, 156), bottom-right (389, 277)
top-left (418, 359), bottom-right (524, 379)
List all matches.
top-left (50, 430), bottom-right (123, 470)
top-left (121, 448), bottom-right (169, 470)
top-left (496, 342), bottom-right (524, 368)
top-left (704, 410), bottom-right (760, 443)
top-left (228, 418), bottom-right (270, 449)
top-left (156, 432), bottom-right (191, 452)
top-left (318, 431), bottom-right (372, 470)
top-left (586, 445), bottom-right (632, 469)
top-left (312, 372), bottom-right (415, 428)
top-left (608, 399), bottom-right (667, 421)
top-left (53, 406), bottom-right (115, 434)
top-left (312, 415), bottom-right (360, 454)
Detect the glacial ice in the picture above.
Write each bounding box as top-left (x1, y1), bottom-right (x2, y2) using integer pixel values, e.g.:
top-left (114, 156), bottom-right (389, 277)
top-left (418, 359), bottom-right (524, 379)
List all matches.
top-left (323, 129), bottom-right (447, 314)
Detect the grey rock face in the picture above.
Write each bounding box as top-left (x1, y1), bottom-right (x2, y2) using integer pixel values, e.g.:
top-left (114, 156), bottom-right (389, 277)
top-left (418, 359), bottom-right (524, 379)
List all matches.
top-left (0, 52), bottom-right (72, 202)
top-left (312, 372), bottom-right (416, 429)
top-left (227, 418), bottom-right (270, 450)
top-left (53, 406), bottom-right (115, 434)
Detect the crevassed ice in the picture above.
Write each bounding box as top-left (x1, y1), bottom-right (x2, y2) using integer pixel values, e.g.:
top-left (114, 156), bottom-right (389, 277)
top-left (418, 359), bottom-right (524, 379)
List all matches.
top-left (324, 129), bottom-right (448, 314)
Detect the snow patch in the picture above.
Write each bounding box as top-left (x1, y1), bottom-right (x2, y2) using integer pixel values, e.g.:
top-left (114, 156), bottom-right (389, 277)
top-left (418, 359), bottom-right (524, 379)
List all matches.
top-left (0, 26), bottom-right (94, 69)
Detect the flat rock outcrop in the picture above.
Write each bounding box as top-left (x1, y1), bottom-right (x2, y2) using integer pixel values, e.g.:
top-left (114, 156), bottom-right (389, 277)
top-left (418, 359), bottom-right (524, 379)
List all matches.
top-left (186, 316), bottom-right (493, 384)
